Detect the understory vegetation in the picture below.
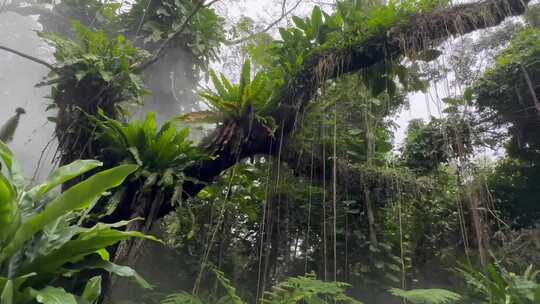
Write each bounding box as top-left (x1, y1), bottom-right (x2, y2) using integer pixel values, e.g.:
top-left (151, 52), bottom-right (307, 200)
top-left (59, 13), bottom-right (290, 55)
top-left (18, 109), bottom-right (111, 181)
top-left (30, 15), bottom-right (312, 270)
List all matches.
top-left (0, 0), bottom-right (539, 303)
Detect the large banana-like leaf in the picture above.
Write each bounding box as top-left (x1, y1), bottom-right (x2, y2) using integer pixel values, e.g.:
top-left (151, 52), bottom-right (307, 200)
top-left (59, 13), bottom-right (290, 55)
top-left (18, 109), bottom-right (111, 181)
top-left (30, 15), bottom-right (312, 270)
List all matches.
top-left (19, 219), bottom-right (159, 276)
top-left (27, 160), bottom-right (103, 201)
top-left (30, 286), bottom-right (77, 304)
top-left (0, 164), bottom-right (138, 263)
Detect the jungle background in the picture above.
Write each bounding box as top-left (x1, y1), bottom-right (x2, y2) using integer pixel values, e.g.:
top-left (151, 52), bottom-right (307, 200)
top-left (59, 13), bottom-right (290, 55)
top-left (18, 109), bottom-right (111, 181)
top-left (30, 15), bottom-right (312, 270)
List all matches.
top-left (0, 0), bottom-right (539, 303)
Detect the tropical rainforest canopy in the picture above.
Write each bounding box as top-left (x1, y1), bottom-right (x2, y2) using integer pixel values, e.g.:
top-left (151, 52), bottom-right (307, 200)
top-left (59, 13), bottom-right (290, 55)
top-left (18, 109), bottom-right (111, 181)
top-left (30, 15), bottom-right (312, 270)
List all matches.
top-left (0, 0), bottom-right (539, 303)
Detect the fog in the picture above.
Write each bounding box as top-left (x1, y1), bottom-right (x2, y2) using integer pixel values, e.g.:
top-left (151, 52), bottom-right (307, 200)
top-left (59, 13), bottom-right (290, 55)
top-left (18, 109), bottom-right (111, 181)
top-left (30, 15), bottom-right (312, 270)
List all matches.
top-left (0, 12), bottom-right (55, 181)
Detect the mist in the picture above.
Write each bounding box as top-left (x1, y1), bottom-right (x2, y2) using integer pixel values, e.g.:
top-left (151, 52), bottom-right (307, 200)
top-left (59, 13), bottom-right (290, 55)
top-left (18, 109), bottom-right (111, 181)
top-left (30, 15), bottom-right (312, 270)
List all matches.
top-left (0, 12), bottom-right (55, 181)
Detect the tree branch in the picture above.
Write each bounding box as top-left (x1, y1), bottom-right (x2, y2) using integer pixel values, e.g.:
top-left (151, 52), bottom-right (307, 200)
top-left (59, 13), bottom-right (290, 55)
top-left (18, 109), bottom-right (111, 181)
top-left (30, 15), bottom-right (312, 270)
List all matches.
top-left (176, 0), bottom-right (530, 206)
top-left (0, 45), bottom-right (56, 71)
top-left (224, 0), bottom-right (303, 45)
top-left (135, 0), bottom-right (221, 71)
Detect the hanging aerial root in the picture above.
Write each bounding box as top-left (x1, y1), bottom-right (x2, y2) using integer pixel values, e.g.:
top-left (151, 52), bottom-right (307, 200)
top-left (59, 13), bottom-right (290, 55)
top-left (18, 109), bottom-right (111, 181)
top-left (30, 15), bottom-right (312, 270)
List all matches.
top-left (392, 0), bottom-right (529, 56)
top-left (164, 0), bottom-right (530, 219)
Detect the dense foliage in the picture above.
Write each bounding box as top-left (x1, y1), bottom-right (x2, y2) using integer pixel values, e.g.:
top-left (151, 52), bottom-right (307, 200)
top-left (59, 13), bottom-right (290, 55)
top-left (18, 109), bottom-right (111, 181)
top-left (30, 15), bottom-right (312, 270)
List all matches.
top-left (0, 0), bottom-right (539, 303)
top-left (0, 141), bottom-right (155, 303)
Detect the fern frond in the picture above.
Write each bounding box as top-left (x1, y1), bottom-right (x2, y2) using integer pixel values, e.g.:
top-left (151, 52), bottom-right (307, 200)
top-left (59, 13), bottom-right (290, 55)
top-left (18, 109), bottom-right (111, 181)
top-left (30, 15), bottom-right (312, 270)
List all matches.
top-left (160, 292), bottom-right (204, 304)
top-left (262, 272), bottom-right (362, 303)
top-left (388, 288), bottom-right (461, 304)
top-left (209, 266), bottom-right (246, 304)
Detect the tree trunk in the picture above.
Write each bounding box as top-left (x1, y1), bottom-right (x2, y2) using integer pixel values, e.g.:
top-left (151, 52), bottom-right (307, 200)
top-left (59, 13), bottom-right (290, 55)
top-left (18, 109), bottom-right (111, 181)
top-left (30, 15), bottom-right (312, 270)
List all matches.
top-left (364, 186), bottom-right (378, 246)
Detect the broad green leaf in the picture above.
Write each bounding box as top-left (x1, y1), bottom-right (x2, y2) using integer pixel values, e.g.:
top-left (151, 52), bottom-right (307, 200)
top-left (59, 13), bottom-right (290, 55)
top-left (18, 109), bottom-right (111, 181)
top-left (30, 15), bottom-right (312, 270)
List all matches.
top-left (0, 173), bottom-right (17, 242)
top-left (81, 276), bottom-right (101, 303)
top-left (31, 286), bottom-right (77, 304)
top-left (0, 164), bottom-right (138, 263)
top-left (27, 160), bottom-right (103, 201)
top-left (0, 280), bottom-right (13, 304)
top-left (0, 141), bottom-right (23, 189)
top-left (81, 260), bottom-right (152, 290)
top-left (20, 220), bottom-right (160, 275)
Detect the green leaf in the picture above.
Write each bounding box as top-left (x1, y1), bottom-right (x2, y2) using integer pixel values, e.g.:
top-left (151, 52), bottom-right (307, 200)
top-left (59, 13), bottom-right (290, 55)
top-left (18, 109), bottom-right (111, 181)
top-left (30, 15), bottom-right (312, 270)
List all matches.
top-left (31, 286), bottom-right (77, 304)
top-left (161, 292), bottom-right (203, 304)
top-left (74, 70), bottom-right (87, 81)
top-left (209, 70), bottom-right (228, 99)
top-left (27, 160), bottom-right (103, 201)
top-left (292, 16), bottom-right (308, 31)
top-left (0, 173), bottom-right (17, 243)
top-left (239, 59), bottom-right (251, 103)
top-left (82, 260), bottom-right (153, 290)
top-left (388, 288), bottom-right (461, 304)
top-left (311, 6), bottom-right (323, 31)
top-left (0, 164), bottom-right (138, 264)
top-left (463, 87), bottom-right (473, 104)
top-left (142, 172), bottom-right (159, 191)
top-left (20, 219), bottom-right (160, 275)
top-left (99, 70), bottom-right (114, 82)
top-left (0, 280), bottom-right (13, 304)
top-left (81, 276), bottom-right (101, 303)
top-left (0, 141), bottom-right (23, 188)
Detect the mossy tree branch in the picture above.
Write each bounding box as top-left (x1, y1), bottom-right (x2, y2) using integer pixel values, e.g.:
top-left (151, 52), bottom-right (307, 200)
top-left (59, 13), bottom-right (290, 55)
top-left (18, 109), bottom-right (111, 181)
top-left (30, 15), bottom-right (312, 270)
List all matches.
top-left (166, 0), bottom-right (530, 218)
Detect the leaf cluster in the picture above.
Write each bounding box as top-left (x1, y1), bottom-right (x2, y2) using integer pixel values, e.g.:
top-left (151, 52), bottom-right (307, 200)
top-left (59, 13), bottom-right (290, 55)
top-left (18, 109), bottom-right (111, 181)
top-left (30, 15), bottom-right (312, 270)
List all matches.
top-left (458, 263), bottom-right (540, 303)
top-left (40, 21), bottom-right (150, 110)
top-left (125, 0), bottom-right (225, 72)
top-left (0, 141), bottom-right (155, 304)
top-left (94, 112), bottom-right (205, 205)
top-left (388, 288), bottom-right (461, 304)
top-left (199, 59), bottom-right (279, 134)
top-left (262, 272), bottom-right (362, 304)
top-left (473, 27), bottom-right (540, 161)
top-left (401, 115), bottom-right (474, 175)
